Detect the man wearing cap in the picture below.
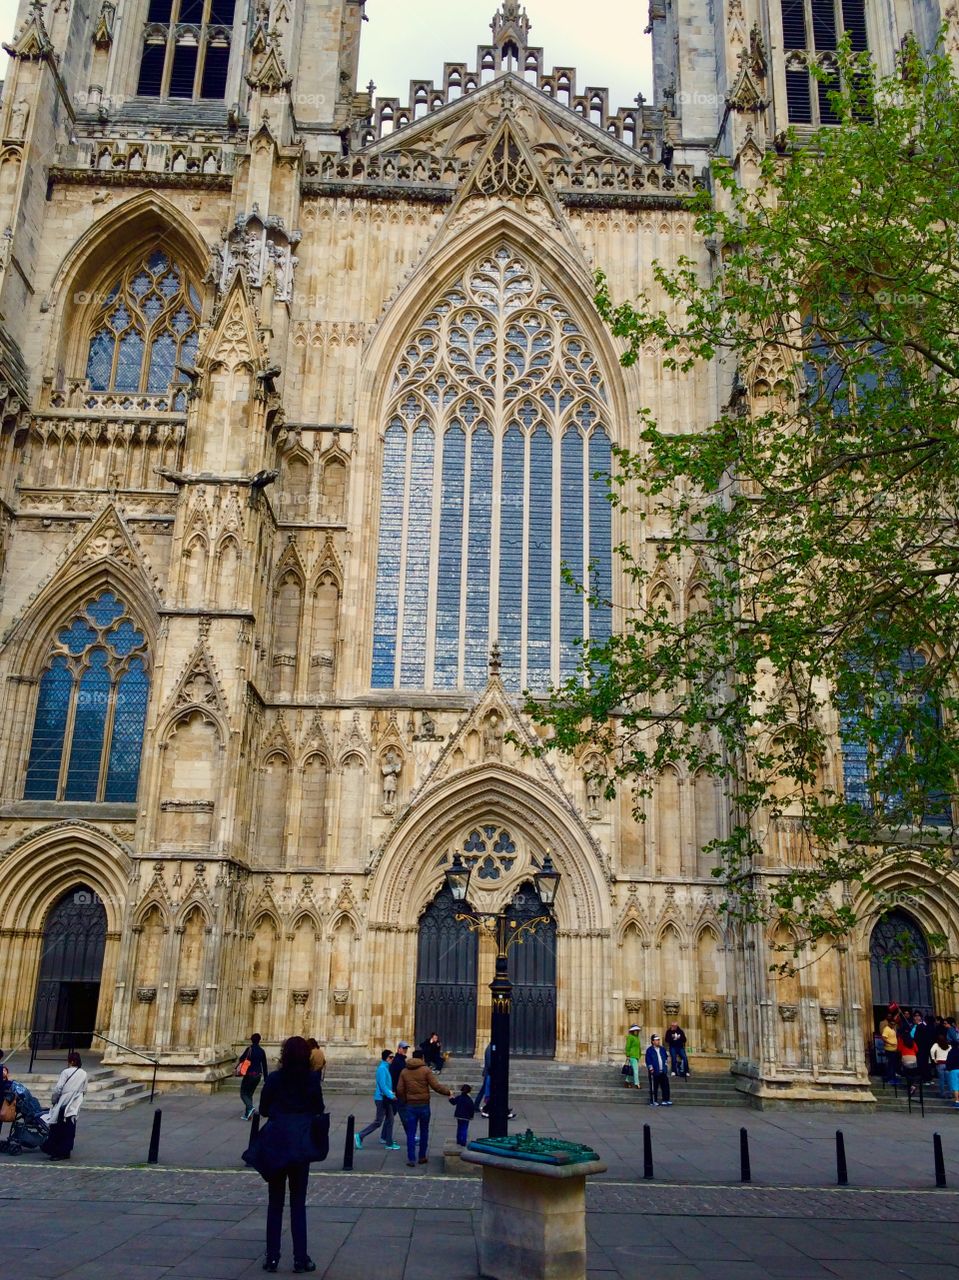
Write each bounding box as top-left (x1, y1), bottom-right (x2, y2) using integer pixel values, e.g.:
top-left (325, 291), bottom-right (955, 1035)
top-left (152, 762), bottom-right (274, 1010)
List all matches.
top-left (624, 1024), bottom-right (642, 1089)
top-left (389, 1041), bottom-right (409, 1093)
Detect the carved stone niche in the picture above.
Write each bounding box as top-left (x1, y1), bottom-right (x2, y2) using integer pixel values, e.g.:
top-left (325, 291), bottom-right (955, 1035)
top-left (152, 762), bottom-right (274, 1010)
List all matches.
top-left (820, 1006), bottom-right (841, 1024)
top-left (251, 986), bottom-right (271, 1004)
top-left (136, 987), bottom-right (157, 1003)
top-left (663, 999), bottom-right (680, 1017)
top-left (178, 987), bottom-right (199, 1005)
top-left (778, 1003), bottom-right (798, 1022)
top-left (291, 990), bottom-right (309, 1005)
top-left (624, 997), bottom-right (643, 1015)
top-left (701, 999), bottom-right (719, 1017)
top-left (332, 989), bottom-right (350, 1006)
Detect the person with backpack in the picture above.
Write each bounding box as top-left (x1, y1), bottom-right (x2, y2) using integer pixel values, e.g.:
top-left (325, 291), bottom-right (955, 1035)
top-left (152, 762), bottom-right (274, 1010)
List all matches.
top-left (237, 1032), bottom-right (269, 1120)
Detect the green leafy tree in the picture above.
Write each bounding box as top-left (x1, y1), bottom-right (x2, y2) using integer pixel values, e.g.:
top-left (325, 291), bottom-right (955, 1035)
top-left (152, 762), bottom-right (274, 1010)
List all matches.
top-left (528, 41), bottom-right (959, 959)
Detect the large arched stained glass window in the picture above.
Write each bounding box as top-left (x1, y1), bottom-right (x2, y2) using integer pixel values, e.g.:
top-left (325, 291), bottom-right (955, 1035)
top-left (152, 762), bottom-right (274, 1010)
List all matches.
top-left (371, 245), bottom-right (613, 692)
top-left (24, 592), bottom-right (150, 803)
top-left (84, 249), bottom-right (201, 410)
top-left (839, 648), bottom-right (952, 827)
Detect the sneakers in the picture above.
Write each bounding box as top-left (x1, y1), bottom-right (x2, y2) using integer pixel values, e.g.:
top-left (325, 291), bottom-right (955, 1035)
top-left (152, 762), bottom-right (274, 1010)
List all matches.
top-left (384, 1142), bottom-right (402, 1150)
top-left (478, 1107), bottom-right (489, 1117)
top-left (662, 1100), bottom-right (674, 1106)
top-left (354, 1134), bottom-right (363, 1150)
top-left (262, 1262), bottom-right (279, 1274)
top-left (648, 1100), bottom-right (659, 1106)
top-left (406, 1160), bottom-right (416, 1167)
top-left (670, 1071), bottom-right (676, 1077)
top-left (293, 1260), bottom-right (317, 1274)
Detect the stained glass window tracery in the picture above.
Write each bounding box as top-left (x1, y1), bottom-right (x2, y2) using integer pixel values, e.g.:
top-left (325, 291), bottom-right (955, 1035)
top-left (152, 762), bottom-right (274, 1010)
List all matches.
top-left (372, 245), bottom-right (613, 691)
top-left (24, 591), bottom-right (150, 803)
top-left (84, 250), bottom-right (201, 410)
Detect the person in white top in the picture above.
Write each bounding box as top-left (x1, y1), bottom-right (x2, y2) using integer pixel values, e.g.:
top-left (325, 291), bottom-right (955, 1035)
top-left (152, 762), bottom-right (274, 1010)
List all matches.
top-left (42, 1051), bottom-right (87, 1160)
top-left (931, 1035), bottom-right (951, 1097)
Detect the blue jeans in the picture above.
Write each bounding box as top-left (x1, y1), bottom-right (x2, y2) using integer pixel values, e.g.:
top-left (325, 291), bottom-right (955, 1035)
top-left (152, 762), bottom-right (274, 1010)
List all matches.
top-left (456, 1119), bottom-right (470, 1145)
top-left (402, 1104), bottom-right (430, 1162)
top-left (668, 1046), bottom-right (688, 1076)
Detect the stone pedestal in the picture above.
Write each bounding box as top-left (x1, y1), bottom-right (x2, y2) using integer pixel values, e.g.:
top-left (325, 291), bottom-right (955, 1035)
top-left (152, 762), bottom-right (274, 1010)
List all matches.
top-left (460, 1148), bottom-right (607, 1280)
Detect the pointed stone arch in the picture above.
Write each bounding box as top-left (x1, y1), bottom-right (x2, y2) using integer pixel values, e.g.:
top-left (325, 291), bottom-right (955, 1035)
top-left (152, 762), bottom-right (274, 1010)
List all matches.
top-left (368, 764), bottom-right (608, 935)
top-left (46, 192), bottom-right (207, 386)
top-left (2, 507), bottom-right (160, 674)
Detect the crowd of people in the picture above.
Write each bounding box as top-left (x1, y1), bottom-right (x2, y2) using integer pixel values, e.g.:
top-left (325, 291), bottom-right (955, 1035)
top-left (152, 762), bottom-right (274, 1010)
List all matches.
top-left (624, 1021), bottom-right (689, 1106)
top-left (877, 1004), bottom-right (959, 1105)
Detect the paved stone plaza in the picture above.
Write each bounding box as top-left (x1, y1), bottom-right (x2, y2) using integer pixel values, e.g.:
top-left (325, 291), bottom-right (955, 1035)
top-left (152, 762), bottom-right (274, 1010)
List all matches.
top-left (1, 1090), bottom-right (958, 1277)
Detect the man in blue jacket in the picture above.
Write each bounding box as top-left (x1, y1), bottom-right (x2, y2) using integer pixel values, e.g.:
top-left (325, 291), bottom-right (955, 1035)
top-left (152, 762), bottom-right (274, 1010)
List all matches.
top-left (355, 1050), bottom-right (401, 1150)
top-left (645, 1034), bottom-right (672, 1106)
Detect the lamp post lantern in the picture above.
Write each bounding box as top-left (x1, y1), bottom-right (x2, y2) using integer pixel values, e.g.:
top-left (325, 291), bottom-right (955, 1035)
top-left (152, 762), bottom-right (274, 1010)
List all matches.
top-left (445, 849), bottom-right (560, 1138)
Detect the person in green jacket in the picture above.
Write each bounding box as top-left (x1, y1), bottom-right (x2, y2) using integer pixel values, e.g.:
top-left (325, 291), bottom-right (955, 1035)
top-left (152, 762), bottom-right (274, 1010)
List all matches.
top-left (624, 1024), bottom-right (642, 1089)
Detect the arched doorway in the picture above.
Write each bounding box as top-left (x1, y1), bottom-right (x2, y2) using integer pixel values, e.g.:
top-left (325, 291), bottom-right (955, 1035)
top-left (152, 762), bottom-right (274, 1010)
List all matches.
top-left (869, 909), bottom-right (933, 1027)
top-left (509, 880), bottom-right (557, 1058)
top-left (415, 885), bottom-right (478, 1055)
top-left (32, 885), bottom-right (107, 1049)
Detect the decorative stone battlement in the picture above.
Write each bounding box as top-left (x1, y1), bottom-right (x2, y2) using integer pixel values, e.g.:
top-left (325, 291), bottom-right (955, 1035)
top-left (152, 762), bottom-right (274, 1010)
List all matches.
top-left (304, 151), bottom-right (696, 200)
top-left (357, 2), bottom-right (651, 151)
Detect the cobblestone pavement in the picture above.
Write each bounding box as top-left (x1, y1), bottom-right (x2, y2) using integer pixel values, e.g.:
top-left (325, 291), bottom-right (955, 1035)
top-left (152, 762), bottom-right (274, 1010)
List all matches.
top-left (1, 1164), bottom-right (959, 1279)
top-left (2, 1087), bottom-right (959, 1277)
top-left (2, 1084), bottom-right (956, 1190)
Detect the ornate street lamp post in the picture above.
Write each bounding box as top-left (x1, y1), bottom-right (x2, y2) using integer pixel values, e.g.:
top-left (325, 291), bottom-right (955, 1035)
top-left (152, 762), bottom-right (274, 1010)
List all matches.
top-left (445, 849), bottom-right (560, 1138)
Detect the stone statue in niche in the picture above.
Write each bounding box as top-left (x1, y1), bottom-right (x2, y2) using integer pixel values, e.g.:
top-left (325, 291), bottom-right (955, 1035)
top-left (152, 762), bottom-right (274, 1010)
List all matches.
top-left (585, 768), bottom-right (602, 820)
top-left (483, 711), bottom-right (503, 760)
top-left (9, 100), bottom-right (28, 140)
top-left (380, 747), bottom-right (400, 814)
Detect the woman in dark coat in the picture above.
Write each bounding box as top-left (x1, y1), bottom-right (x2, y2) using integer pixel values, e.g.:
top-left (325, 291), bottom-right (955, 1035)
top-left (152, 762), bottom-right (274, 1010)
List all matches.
top-left (254, 1036), bottom-right (326, 1273)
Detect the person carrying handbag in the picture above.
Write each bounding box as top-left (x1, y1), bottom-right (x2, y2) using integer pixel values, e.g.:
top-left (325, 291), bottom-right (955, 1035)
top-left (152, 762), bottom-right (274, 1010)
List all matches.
top-left (242, 1035), bottom-right (329, 1274)
top-left (237, 1033), bottom-right (269, 1120)
top-left (41, 1051), bottom-right (87, 1160)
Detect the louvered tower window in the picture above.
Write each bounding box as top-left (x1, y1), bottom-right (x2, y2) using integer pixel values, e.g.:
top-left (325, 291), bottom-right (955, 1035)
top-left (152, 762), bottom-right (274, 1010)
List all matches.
top-left (371, 244), bottom-right (613, 693)
top-left (24, 592), bottom-right (151, 803)
top-left (781, 0), bottom-right (868, 126)
top-left (137, 0), bottom-right (236, 100)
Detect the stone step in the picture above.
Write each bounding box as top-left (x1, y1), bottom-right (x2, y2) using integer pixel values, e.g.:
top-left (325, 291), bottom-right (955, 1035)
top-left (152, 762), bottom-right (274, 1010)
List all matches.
top-left (13, 1066), bottom-right (152, 1112)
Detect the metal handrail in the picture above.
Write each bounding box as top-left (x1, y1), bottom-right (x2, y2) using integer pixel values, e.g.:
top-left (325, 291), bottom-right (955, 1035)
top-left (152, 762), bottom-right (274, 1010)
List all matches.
top-left (25, 1030), bottom-right (159, 1104)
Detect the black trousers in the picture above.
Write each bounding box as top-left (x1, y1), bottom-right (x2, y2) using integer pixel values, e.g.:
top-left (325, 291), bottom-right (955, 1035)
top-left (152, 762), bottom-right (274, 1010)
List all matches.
top-left (649, 1071), bottom-right (670, 1103)
top-left (266, 1161), bottom-right (309, 1263)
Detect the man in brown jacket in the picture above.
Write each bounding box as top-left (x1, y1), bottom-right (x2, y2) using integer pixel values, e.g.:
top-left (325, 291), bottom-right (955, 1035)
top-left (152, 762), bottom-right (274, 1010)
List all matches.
top-left (396, 1049), bottom-right (451, 1166)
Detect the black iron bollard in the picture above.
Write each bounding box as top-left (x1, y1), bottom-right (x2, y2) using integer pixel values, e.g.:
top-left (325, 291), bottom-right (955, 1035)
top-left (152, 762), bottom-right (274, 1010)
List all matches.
top-left (934, 1132), bottom-right (947, 1188)
top-left (147, 1108), bottom-right (162, 1164)
top-left (643, 1123), bottom-right (654, 1179)
top-left (343, 1114), bottom-right (355, 1170)
top-left (739, 1127), bottom-right (751, 1183)
top-left (835, 1130), bottom-right (848, 1186)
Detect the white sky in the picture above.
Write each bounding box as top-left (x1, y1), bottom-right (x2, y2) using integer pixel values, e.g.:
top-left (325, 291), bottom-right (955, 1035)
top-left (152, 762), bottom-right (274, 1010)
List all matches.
top-left (0, 1), bottom-right (653, 107)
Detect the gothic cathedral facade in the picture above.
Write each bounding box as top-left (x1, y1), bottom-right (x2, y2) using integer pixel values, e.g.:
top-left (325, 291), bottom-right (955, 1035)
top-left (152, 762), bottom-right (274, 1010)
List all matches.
top-left (0, 0), bottom-right (954, 1103)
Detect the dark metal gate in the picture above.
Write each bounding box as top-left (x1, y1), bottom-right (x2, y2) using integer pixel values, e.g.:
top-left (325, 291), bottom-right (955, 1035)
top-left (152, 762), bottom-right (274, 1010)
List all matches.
top-left (870, 909), bottom-right (933, 1022)
top-left (32, 886), bottom-right (107, 1049)
top-left (509, 881), bottom-right (556, 1058)
top-left (415, 885), bottom-right (478, 1056)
